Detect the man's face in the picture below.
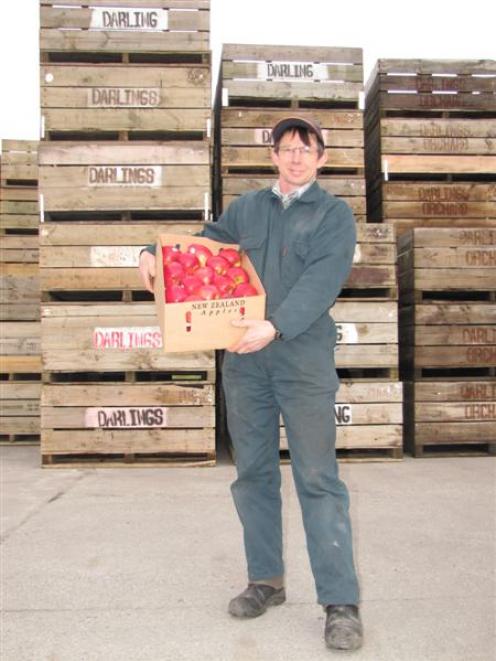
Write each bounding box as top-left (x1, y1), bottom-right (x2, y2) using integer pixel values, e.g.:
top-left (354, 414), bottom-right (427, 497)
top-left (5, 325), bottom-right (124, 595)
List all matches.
top-left (271, 129), bottom-right (327, 193)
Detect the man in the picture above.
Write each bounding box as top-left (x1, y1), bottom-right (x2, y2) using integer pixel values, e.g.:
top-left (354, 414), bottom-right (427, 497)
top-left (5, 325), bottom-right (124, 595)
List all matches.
top-left (139, 116), bottom-right (363, 652)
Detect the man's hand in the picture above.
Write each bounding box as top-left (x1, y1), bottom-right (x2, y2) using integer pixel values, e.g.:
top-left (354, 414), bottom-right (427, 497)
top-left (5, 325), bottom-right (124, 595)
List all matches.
top-left (139, 250), bottom-right (156, 293)
top-left (227, 319), bottom-right (277, 354)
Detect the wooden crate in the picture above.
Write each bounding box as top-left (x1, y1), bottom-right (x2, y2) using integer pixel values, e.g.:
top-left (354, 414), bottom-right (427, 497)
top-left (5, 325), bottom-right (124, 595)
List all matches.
top-left (368, 181), bottom-right (496, 235)
top-left (0, 378), bottom-right (41, 444)
top-left (366, 117), bottom-right (496, 179)
top-left (220, 175), bottom-right (366, 221)
top-left (40, 0), bottom-right (210, 55)
top-left (39, 221), bottom-right (202, 298)
top-left (219, 44), bottom-right (363, 107)
top-left (400, 302), bottom-right (496, 376)
top-left (1, 140), bottom-right (38, 185)
top-left (342, 224), bottom-right (397, 299)
top-left (0, 263), bottom-right (40, 321)
top-left (217, 107), bottom-right (364, 174)
top-left (38, 141), bottom-right (210, 217)
top-left (0, 186), bottom-right (39, 232)
top-left (0, 322), bottom-right (42, 373)
top-left (41, 381), bottom-right (215, 466)
top-left (404, 380), bottom-right (496, 457)
top-left (280, 381), bottom-right (403, 460)
top-left (398, 228), bottom-right (496, 298)
top-left (41, 62), bottom-right (211, 139)
top-left (333, 300), bottom-right (398, 375)
top-left (41, 302), bottom-right (215, 377)
top-left (365, 59), bottom-right (496, 116)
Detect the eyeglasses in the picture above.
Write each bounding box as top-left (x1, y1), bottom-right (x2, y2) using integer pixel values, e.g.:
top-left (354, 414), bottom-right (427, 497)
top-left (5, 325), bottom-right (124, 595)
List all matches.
top-left (277, 146), bottom-right (319, 158)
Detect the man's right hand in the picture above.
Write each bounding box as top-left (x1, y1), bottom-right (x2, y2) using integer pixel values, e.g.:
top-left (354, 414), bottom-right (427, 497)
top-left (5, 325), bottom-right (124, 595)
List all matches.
top-left (139, 250), bottom-right (156, 293)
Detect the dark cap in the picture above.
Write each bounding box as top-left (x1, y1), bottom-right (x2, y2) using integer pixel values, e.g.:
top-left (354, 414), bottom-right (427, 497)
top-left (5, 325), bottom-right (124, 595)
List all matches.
top-left (271, 115), bottom-right (325, 149)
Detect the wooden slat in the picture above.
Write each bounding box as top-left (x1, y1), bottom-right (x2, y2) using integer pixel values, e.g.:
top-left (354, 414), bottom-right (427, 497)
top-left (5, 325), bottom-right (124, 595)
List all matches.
top-left (41, 428), bottom-right (215, 455)
top-left (383, 154), bottom-right (496, 174)
top-left (41, 383), bottom-right (214, 406)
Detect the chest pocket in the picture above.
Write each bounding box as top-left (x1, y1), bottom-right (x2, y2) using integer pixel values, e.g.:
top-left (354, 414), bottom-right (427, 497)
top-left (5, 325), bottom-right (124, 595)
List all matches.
top-left (239, 234), bottom-right (266, 275)
top-left (282, 238), bottom-right (311, 288)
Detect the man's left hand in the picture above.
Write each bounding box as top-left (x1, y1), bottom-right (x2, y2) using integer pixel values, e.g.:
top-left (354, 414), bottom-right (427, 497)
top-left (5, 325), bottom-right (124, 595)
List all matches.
top-left (227, 319), bottom-right (277, 354)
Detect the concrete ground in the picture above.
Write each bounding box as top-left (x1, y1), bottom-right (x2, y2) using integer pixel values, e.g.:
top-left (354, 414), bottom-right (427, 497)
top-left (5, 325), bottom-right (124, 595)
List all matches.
top-left (1, 446), bottom-right (495, 661)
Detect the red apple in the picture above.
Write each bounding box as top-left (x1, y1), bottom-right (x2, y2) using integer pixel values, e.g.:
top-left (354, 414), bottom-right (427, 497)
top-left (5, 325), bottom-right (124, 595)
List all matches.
top-left (233, 283), bottom-right (258, 297)
top-left (195, 266), bottom-right (215, 285)
top-left (161, 245), bottom-right (181, 264)
top-left (166, 284), bottom-right (187, 303)
top-left (198, 284), bottom-right (220, 300)
top-left (213, 274), bottom-right (235, 297)
top-left (164, 261), bottom-right (185, 282)
top-left (187, 243), bottom-right (213, 267)
top-left (177, 252), bottom-right (200, 274)
top-left (206, 255), bottom-right (230, 276)
top-left (182, 275), bottom-right (202, 295)
top-left (219, 247), bottom-right (242, 267)
top-left (184, 293), bottom-right (202, 302)
top-left (227, 266), bottom-right (250, 286)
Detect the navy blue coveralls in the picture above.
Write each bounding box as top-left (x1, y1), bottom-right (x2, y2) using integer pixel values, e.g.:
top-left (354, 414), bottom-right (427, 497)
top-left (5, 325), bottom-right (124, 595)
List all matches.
top-left (201, 181), bottom-right (360, 607)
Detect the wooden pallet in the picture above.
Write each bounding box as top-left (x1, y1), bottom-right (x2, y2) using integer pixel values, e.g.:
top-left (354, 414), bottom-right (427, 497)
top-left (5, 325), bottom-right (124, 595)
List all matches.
top-left (41, 301), bottom-right (216, 376)
top-left (41, 61), bottom-right (211, 139)
top-left (403, 380), bottom-right (496, 457)
top-left (38, 141), bottom-right (211, 215)
top-left (219, 44), bottom-right (363, 108)
top-left (41, 380), bottom-right (215, 466)
top-left (40, 0), bottom-right (210, 55)
top-left (219, 175), bottom-right (366, 220)
top-left (0, 376), bottom-right (41, 444)
top-left (39, 221), bottom-right (202, 296)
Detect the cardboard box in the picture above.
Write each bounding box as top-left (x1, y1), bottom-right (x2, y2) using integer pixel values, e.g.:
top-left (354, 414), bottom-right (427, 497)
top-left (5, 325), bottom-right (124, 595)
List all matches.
top-left (154, 234), bottom-right (266, 352)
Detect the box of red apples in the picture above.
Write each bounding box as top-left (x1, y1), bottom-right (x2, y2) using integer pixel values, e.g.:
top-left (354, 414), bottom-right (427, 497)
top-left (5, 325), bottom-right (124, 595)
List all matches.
top-left (154, 234), bottom-right (266, 352)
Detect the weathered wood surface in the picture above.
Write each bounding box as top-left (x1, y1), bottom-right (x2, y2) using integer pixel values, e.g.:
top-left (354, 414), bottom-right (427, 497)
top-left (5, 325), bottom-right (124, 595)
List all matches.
top-left (42, 63), bottom-right (211, 133)
top-left (41, 428), bottom-right (215, 455)
top-left (1, 141), bottom-right (38, 183)
top-left (220, 175), bottom-right (366, 219)
top-left (41, 383), bottom-right (214, 406)
top-left (398, 227), bottom-right (496, 250)
top-left (40, 2), bottom-right (210, 53)
top-left (403, 379), bottom-right (495, 452)
top-left (281, 425), bottom-right (402, 451)
top-left (40, 222), bottom-right (201, 291)
top-left (41, 302), bottom-right (215, 374)
top-left (0, 263), bottom-right (40, 321)
top-left (221, 44), bottom-right (363, 103)
top-left (0, 237), bottom-right (39, 264)
top-left (39, 141), bottom-right (210, 212)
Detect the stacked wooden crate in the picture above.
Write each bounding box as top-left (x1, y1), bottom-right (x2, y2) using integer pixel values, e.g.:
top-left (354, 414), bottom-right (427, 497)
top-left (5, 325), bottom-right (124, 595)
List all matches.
top-left (38, 0), bottom-right (215, 466)
top-left (214, 44), bottom-right (366, 220)
top-left (365, 59), bottom-right (496, 235)
top-left (398, 228), bottom-right (495, 457)
top-left (0, 140), bottom-right (41, 444)
top-left (213, 47), bottom-right (401, 460)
